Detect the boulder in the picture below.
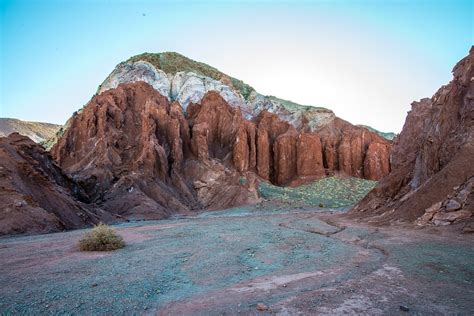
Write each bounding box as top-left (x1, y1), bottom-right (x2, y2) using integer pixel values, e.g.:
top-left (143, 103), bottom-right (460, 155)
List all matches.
top-left (445, 199), bottom-right (462, 212)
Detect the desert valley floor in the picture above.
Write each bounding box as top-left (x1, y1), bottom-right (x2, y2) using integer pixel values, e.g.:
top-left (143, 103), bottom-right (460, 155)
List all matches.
top-left (1, 203), bottom-right (473, 315)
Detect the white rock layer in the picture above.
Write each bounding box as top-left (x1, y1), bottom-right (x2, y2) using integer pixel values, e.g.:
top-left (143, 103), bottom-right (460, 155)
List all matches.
top-left (98, 61), bottom-right (335, 131)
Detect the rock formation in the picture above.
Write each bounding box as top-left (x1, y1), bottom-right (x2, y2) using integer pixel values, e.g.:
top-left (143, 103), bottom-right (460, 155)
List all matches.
top-left (317, 118), bottom-right (391, 181)
top-left (49, 50), bottom-right (394, 222)
top-left (52, 82), bottom-right (259, 220)
top-left (51, 78), bottom-right (390, 219)
top-left (0, 133), bottom-right (113, 235)
top-left (97, 52), bottom-right (392, 183)
top-left (351, 47), bottom-right (474, 228)
top-left (0, 52), bottom-right (394, 234)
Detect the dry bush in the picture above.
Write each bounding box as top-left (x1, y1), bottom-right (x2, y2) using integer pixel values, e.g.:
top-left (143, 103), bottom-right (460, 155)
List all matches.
top-left (79, 223), bottom-right (125, 251)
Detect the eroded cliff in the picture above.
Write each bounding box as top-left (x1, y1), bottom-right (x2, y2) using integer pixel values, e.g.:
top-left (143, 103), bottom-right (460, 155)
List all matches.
top-left (351, 47), bottom-right (474, 229)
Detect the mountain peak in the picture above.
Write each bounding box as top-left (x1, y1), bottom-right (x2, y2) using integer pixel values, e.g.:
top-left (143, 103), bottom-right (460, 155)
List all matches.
top-left (99, 51), bottom-right (337, 132)
top-left (126, 51), bottom-right (255, 100)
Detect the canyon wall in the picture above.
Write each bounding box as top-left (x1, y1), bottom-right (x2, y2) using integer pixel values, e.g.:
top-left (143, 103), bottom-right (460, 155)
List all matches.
top-left (51, 80), bottom-right (390, 219)
top-left (351, 47), bottom-right (474, 229)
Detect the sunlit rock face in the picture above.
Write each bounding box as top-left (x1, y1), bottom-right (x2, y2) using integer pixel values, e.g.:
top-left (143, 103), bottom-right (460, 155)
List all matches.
top-left (98, 61), bottom-right (171, 98)
top-left (52, 83), bottom-right (260, 221)
top-left (170, 71), bottom-right (247, 112)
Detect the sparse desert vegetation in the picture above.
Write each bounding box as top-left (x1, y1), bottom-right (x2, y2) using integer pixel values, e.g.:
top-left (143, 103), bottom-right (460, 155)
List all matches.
top-left (78, 223), bottom-right (125, 251)
top-left (258, 176), bottom-right (377, 209)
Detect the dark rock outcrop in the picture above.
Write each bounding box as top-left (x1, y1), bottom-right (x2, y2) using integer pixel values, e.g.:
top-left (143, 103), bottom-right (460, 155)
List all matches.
top-left (351, 47), bottom-right (474, 227)
top-left (0, 133), bottom-right (113, 235)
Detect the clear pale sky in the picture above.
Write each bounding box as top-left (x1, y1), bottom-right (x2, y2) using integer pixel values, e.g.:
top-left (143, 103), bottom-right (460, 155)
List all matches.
top-left (1, 0), bottom-right (472, 133)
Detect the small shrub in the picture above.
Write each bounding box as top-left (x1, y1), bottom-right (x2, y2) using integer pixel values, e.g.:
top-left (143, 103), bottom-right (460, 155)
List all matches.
top-left (79, 223), bottom-right (125, 251)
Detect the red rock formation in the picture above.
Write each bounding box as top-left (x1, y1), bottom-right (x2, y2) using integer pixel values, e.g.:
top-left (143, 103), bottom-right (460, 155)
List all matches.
top-left (48, 81), bottom-right (392, 222)
top-left (351, 47), bottom-right (474, 227)
top-left (256, 126), bottom-right (271, 180)
top-left (296, 133), bottom-right (324, 178)
top-left (52, 83), bottom-right (258, 220)
top-left (192, 99), bottom-right (391, 186)
top-left (0, 133), bottom-right (113, 235)
top-left (0, 81), bottom-right (393, 235)
top-left (273, 130), bottom-right (298, 185)
top-left (317, 118), bottom-right (391, 180)
top-left (363, 142), bottom-right (391, 181)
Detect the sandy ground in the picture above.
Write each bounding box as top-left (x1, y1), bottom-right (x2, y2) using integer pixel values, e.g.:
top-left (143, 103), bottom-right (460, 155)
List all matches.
top-left (0, 204), bottom-right (473, 315)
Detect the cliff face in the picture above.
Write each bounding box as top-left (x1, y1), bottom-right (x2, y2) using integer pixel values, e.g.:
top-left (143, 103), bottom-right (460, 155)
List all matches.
top-left (351, 47), bottom-right (474, 228)
top-left (51, 80), bottom-right (390, 219)
top-left (0, 133), bottom-right (113, 235)
top-left (96, 52), bottom-right (392, 182)
top-left (52, 82), bottom-right (259, 219)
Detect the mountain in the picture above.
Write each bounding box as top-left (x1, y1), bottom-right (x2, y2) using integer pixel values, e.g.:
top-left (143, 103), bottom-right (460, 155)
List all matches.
top-left (97, 52), bottom-right (392, 180)
top-left (48, 52), bottom-right (391, 220)
top-left (99, 52), bottom-right (343, 131)
top-left (351, 47), bottom-right (474, 229)
top-left (0, 52), bottom-right (393, 234)
top-left (0, 118), bottom-right (61, 144)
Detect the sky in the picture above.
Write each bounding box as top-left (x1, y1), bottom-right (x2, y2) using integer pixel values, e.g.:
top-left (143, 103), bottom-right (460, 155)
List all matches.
top-left (0, 0), bottom-right (472, 133)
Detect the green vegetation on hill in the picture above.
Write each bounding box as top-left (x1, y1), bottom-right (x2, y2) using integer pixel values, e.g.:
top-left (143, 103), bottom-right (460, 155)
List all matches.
top-left (358, 125), bottom-right (396, 140)
top-left (127, 52), bottom-right (255, 100)
top-left (258, 176), bottom-right (377, 209)
top-left (267, 95), bottom-right (332, 113)
top-left (126, 52), bottom-right (338, 111)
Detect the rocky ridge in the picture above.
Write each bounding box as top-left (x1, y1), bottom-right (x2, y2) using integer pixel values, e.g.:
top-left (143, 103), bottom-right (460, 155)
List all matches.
top-left (99, 52), bottom-right (339, 131)
top-left (52, 83), bottom-right (260, 220)
top-left (51, 77), bottom-right (391, 221)
top-left (0, 118), bottom-right (61, 144)
top-left (351, 47), bottom-right (474, 229)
